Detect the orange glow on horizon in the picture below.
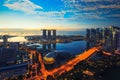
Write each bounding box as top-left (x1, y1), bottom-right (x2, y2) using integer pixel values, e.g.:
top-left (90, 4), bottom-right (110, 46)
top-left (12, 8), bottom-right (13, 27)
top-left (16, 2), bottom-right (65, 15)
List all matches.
top-left (0, 27), bottom-right (85, 31)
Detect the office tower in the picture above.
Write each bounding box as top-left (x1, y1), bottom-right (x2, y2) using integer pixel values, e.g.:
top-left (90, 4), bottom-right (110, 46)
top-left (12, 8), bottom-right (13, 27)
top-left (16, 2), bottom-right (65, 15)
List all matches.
top-left (99, 28), bottom-right (102, 40)
top-left (117, 31), bottom-right (120, 50)
top-left (96, 28), bottom-right (100, 41)
top-left (105, 27), bottom-right (113, 50)
top-left (103, 26), bottom-right (120, 50)
top-left (90, 28), bottom-right (96, 45)
top-left (86, 29), bottom-right (90, 39)
top-left (114, 30), bottom-right (120, 50)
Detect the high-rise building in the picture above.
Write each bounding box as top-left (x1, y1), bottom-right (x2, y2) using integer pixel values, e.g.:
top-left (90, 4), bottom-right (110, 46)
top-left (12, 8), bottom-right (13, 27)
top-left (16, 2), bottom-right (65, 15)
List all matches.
top-left (48, 30), bottom-right (51, 39)
top-left (90, 28), bottom-right (96, 45)
top-left (99, 29), bottom-right (104, 40)
top-left (53, 30), bottom-right (56, 40)
top-left (42, 29), bottom-right (56, 40)
top-left (86, 29), bottom-right (90, 39)
top-left (2, 35), bottom-right (8, 48)
top-left (117, 31), bottom-right (120, 50)
top-left (42, 29), bottom-right (47, 39)
top-left (114, 30), bottom-right (120, 50)
top-left (96, 28), bottom-right (100, 42)
top-left (88, 26), bottom-right (120, 51)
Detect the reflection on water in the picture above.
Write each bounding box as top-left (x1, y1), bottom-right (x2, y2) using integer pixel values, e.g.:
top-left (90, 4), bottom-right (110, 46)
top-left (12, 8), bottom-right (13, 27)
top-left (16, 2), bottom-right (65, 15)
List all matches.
top-left (56, 41), bottom-right (86, 55)
top-left (0, 36), bottom-right (87, 56)
top-left (41, 41), bottom-right (87, 56)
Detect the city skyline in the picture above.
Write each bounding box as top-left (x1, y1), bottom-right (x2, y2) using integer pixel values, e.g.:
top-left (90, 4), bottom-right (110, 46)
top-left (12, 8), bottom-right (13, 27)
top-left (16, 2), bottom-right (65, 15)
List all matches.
top-left (0, 0), bottom-right (120, 30)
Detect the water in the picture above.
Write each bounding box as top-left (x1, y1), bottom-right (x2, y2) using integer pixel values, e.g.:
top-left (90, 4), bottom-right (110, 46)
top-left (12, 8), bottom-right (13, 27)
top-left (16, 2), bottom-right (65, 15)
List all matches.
top-left (57, 30), bottom-right (86, 36)
top-left (1, 36), bottom-right (87, 56)
top-left (56, 41), bottom-right (87, 56)
top-left (0, 30), bottom-right (87, 56)
top-left (27, 40), bottom-right (87, 56)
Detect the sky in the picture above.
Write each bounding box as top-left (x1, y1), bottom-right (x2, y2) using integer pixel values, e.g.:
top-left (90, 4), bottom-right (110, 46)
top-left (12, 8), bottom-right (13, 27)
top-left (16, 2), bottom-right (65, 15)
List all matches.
top-left (0, 0), bottom-right (120, 30)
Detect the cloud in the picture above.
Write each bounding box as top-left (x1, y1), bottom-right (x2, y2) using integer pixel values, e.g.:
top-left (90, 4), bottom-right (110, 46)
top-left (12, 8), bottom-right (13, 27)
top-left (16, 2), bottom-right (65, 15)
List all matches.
top-left (81, 0), bottom-right (114, 2)
top-left (81, 0), bottom-right (101, 2)
top-left (4, 0), bottom-right (43, 14)
top-left (61, 0), bottom-right (120, 20)
top-left (62, 0), bottom-right (120, 10)
top-left (74, 12), bottom-right (105, 20)
top-left (3, 0), bottom-right (65, 18)
top-left (78, 4), bottom-right (120, 11)
top-left (99, 4), bottom-right (120, 9)
top-left (37, 11), bottom-right (66, 18)
top-left (105, 14), bottom-right (120, 18)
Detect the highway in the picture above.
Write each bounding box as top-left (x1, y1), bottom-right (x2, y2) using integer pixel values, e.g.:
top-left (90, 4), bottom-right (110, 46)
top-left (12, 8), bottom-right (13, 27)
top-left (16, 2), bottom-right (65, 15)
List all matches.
top-left (25, 46), bottom-right (101, 80)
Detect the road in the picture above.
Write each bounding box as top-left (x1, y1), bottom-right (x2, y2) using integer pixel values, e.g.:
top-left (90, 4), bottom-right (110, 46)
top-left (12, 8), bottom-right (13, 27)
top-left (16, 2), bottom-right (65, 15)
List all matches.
top-left (25, 46), bottom-right (101, 80)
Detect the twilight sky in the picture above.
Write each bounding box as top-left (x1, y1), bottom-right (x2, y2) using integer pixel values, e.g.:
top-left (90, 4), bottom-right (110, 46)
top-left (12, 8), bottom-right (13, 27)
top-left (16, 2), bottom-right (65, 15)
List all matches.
top-left (0, 0), bottom-right (120, 30)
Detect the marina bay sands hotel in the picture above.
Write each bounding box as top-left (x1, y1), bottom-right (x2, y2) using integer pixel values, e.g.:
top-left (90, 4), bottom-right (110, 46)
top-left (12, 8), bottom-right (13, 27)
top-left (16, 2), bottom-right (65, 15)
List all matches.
top-left (41, 29), bottom-right (56, 40)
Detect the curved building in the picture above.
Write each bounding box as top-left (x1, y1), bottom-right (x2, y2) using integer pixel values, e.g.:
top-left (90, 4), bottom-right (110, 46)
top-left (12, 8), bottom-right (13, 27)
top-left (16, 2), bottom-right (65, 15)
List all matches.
top-left (43, 50), bottom-right (72, 64)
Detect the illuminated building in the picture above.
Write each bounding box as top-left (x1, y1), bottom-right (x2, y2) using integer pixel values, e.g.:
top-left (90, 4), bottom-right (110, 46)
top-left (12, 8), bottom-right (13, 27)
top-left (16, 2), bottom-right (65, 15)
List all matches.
top-left (99, 29), bottom-right (104, 40)
top-left (87, 26), bottom-right (120, 51)
top-left (96, 28), bottom-right (100, 41)
top-left (86, 29), bottom-right (91, 49)
top-left (104, 27), bottom-right (113, 50)
top-left (114, 30), bottom-right (120, 50)
top-left (91, 28), bottom-right (96, 42)
top-left (104, 26), bottom-right (120, 50)
top-left (43, 51), bottom-right (72, 65)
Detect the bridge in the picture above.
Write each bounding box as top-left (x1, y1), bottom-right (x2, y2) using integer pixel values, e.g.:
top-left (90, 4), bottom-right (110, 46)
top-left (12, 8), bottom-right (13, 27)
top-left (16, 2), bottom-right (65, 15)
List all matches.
top-left (25, 46), bottom-right (102, 80)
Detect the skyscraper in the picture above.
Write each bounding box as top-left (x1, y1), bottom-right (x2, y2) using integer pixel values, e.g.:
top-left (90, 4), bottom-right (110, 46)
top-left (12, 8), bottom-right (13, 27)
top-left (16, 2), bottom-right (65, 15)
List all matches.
top-left (86, 29), bottom-right (90, 40)
top-left (2, 35), bottom-right (8, 48)
top-left (114, 30), bottom-right (120, 50)
top-left (42, 29), bottom-right (47, 39)
top-left (53, 30), bottom-right (56, 40)
top-left (42, 29), bottom-right (57, 40)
